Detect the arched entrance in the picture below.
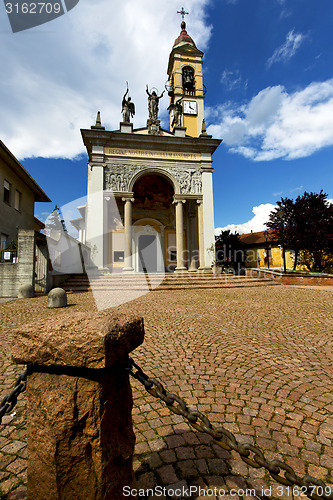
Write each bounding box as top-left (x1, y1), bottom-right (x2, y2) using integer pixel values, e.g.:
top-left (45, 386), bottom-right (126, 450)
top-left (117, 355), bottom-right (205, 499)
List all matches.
top-left (132, 173), bottom-right (174, 272)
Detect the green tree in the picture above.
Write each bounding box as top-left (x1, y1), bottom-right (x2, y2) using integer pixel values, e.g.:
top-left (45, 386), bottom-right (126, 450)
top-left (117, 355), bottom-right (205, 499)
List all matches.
top-left (215, 230), bottom-right (245, 271)
top-left (267, 191), bottom-right (333, 272)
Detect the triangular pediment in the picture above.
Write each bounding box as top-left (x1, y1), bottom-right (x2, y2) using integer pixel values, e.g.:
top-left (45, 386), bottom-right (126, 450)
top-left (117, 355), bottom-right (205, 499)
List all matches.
top-left (173, 42), bottom-right (203, 57)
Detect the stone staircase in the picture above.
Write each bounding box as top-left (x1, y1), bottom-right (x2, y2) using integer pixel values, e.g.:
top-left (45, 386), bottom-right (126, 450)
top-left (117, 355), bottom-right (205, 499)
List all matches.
top-left (61, 272), bottom-right (280, 293)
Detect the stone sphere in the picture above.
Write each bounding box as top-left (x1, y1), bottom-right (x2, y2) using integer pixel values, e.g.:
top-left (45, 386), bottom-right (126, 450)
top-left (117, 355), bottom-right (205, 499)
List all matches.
top-left (18, 284), bottom-right (34, 299)
top-left (47, 288), bottom-right (67, 308)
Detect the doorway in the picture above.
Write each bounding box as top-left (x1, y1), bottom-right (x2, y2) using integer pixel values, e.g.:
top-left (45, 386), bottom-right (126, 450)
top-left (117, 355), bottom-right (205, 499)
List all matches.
top-left (138, 235), bottom-right (157, 273)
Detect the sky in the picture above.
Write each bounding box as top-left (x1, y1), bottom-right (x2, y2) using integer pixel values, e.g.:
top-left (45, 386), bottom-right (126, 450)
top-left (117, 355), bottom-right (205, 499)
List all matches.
top-left (1, 0), bottom-right (332, 235)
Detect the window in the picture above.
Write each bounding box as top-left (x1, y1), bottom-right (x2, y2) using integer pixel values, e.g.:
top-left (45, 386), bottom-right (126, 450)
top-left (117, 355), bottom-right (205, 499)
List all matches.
top-left (114, 251), bottom-right (124, 262)
top-left (169, 250), bottom-right (177, 262)
top-left (0, 233), bottom-right (8, 251)
top-left (4, 180), bottom-right (11, 204)
top-left (14, 190), bottom-right (21, 211)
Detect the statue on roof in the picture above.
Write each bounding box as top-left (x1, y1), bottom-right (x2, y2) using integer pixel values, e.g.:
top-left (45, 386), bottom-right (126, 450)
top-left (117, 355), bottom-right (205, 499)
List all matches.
top-left (168, 96), bottom-right (183, 128)
top-left (146, 85), bottom-right (165, 122)
top-left (122, 82), bottom-right (135, 123)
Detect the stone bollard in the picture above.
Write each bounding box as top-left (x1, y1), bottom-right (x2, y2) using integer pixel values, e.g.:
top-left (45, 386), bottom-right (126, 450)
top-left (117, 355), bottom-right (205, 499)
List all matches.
top-left (18, 284), bottom-right (34, 298)
top-left (47, 287), bottom-right (67, 308)
top-left (12, 311), bottom-right (144, 500)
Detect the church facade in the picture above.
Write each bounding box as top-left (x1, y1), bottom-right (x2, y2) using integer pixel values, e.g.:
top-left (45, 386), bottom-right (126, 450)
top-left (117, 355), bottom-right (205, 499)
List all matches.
top-left (79, 20), bottom-right (221, 274)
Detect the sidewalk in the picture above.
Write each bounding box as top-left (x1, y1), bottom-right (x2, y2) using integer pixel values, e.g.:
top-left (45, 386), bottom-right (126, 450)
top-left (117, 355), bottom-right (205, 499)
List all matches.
top-left (1, 286), bottom-right (332, 499)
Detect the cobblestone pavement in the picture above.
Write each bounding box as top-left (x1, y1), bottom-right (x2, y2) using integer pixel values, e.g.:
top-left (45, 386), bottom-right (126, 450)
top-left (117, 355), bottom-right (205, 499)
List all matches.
top-left (0, 285), bottom-right (332, 499)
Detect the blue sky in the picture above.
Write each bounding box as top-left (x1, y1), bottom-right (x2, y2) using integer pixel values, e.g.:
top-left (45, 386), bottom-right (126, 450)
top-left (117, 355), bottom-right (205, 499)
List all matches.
top-left (1, 0), bottom-right (332, 234)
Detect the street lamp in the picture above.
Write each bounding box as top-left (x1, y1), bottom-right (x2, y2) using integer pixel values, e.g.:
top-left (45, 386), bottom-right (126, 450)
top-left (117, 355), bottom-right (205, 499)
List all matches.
top-left (278, 245), bottom-right (283, 270)
top-left (277, 210), bottom-right (287, 274)
top-left (264, 230), bottom-right (270, 269)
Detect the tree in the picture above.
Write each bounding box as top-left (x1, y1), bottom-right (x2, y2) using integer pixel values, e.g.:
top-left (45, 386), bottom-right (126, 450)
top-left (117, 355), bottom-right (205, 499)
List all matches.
top-left (267, 191), bottom-right (333, 272)
top-left (215, 230), bottom-right (245, 271)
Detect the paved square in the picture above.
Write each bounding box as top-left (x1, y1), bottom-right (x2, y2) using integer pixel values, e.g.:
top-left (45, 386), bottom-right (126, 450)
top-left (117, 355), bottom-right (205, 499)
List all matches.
top-left (0, 285), bottom-right (332, 499)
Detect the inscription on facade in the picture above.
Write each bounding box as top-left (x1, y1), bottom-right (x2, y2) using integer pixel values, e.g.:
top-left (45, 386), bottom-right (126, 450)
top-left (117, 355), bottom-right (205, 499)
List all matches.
top-left (104, 147), bottom-right (201, 162)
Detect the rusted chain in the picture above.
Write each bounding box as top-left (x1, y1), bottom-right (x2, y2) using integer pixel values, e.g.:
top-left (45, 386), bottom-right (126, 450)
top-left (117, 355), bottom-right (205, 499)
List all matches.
top-left (0, 368), bottom-right (27, 424)
top-left (127, 358), bottom-right (333, 500)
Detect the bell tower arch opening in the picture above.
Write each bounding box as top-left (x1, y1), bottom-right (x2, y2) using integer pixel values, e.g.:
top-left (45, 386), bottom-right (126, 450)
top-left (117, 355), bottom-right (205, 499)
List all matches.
top-left (182, 65), bottom-right (195, 95)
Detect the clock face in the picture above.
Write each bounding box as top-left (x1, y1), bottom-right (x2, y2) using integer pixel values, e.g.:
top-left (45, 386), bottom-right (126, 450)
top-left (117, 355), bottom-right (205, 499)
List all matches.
top-left (183, 100), bottom-right (197, 115)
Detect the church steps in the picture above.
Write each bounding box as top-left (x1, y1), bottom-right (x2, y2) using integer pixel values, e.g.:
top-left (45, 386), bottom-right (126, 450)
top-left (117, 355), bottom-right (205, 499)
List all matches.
top-left (61, 273), bottom-right (279, 293)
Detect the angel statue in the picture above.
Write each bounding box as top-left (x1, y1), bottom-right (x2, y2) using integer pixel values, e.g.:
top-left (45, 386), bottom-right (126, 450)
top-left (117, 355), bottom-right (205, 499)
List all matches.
top-left (122, 83), bottom-right (135, 123)
top-left (168, 96), bottom-right (183, 128)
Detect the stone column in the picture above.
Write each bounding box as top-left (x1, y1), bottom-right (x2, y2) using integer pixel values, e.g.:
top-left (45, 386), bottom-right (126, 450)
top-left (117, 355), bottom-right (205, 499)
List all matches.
top-left (104, 196), bottom-right (110, 267)
top-left (174, 199), bottom-right (187, 272)
top-left (188, 203), bottom-right (198, 272)
top-left (86, 158), bottom-right (105, 270)
top-left (202, 169), bottom-right (215, 269)
top-left (12, 311), bottom-right (144, 500)
top-left (197, 200), bottom-right (206, 271)
top-left (122, 196), bottom-right (134, 272)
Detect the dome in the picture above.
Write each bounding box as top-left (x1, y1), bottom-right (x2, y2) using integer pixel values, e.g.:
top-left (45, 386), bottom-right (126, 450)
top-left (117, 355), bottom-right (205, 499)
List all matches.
top-left (173, 21), bottom-right (196, 47)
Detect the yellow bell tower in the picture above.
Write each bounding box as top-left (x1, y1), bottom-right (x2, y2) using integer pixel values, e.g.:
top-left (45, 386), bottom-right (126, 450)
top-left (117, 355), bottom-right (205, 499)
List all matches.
top-left (167, 15), bottom-right (206, 137)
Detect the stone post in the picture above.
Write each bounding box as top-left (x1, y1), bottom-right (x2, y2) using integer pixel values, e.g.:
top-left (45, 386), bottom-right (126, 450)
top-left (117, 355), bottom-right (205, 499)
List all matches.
top-left (174, 199), bottom-right (187, 272)
top-left (122, 197), bottom-right (134, 272)
top-left (12, 311), bottom-right (144, 500)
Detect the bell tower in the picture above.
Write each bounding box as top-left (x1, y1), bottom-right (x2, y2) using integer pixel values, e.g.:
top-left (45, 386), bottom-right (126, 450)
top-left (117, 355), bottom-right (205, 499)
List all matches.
top-left (167, 12), bottom-right (205, 137)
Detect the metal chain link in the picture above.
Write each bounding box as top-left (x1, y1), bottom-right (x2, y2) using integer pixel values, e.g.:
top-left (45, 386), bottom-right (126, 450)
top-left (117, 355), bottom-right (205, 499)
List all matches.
top-left (127, 358), bottom-right (333, 500)
top-left (0, 368), bottom-right (27, 424)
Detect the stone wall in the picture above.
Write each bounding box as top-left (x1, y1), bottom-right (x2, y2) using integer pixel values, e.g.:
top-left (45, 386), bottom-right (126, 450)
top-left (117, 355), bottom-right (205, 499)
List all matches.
top-left (246, 268), bottom-right (333, 286)
top-left (0, 262), bottom-right (18, 297)
top-left (0, 229), bottom-right (35, 297)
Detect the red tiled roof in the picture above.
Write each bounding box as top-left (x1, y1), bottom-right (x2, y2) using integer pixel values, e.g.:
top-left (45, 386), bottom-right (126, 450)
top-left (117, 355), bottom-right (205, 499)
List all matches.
top-left (174, 22), bottom-right (196, 47)
top-left (239, 230), bottom-right (279, 246)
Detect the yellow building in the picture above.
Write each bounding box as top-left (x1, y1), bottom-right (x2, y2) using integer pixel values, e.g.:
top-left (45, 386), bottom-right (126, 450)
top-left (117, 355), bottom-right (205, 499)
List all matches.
top-left (239, 230), bottom-right (294, 270)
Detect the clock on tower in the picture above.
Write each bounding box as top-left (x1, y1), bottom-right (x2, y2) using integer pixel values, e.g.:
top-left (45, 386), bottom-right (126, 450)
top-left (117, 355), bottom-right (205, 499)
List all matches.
top-left (183, 100), bottom-right (197, 115)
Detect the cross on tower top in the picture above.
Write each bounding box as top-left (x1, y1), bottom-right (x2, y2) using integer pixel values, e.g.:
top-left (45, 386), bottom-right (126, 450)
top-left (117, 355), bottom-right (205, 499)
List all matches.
top-left (177, 7), bottom-right (189, 20)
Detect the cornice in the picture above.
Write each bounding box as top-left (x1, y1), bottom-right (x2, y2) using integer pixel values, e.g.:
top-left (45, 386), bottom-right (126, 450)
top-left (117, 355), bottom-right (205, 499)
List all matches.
top-left (81, 128), bottom-right (222, 161)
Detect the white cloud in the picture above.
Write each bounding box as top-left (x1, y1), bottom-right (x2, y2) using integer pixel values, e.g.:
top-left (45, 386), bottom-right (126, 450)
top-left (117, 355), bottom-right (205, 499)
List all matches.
top-left (280, 9), bottom-right (292, 20)
top-left (207, 79), bottom-right (333, 161)
top-left (221, 69), bottom-right (247, 91)
top-left (0, 0), bottom-right (212, 159)
top-left (267, 30), bottom-right (306, 68)
top-left (215, 203), bottom-right (276, 235)
top-left (290, 184), bottom-right (304, 193)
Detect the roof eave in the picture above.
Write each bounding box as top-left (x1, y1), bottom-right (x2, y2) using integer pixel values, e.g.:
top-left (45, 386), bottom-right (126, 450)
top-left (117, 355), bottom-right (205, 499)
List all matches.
top-left (0, 141), bottom-right (51, 203)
